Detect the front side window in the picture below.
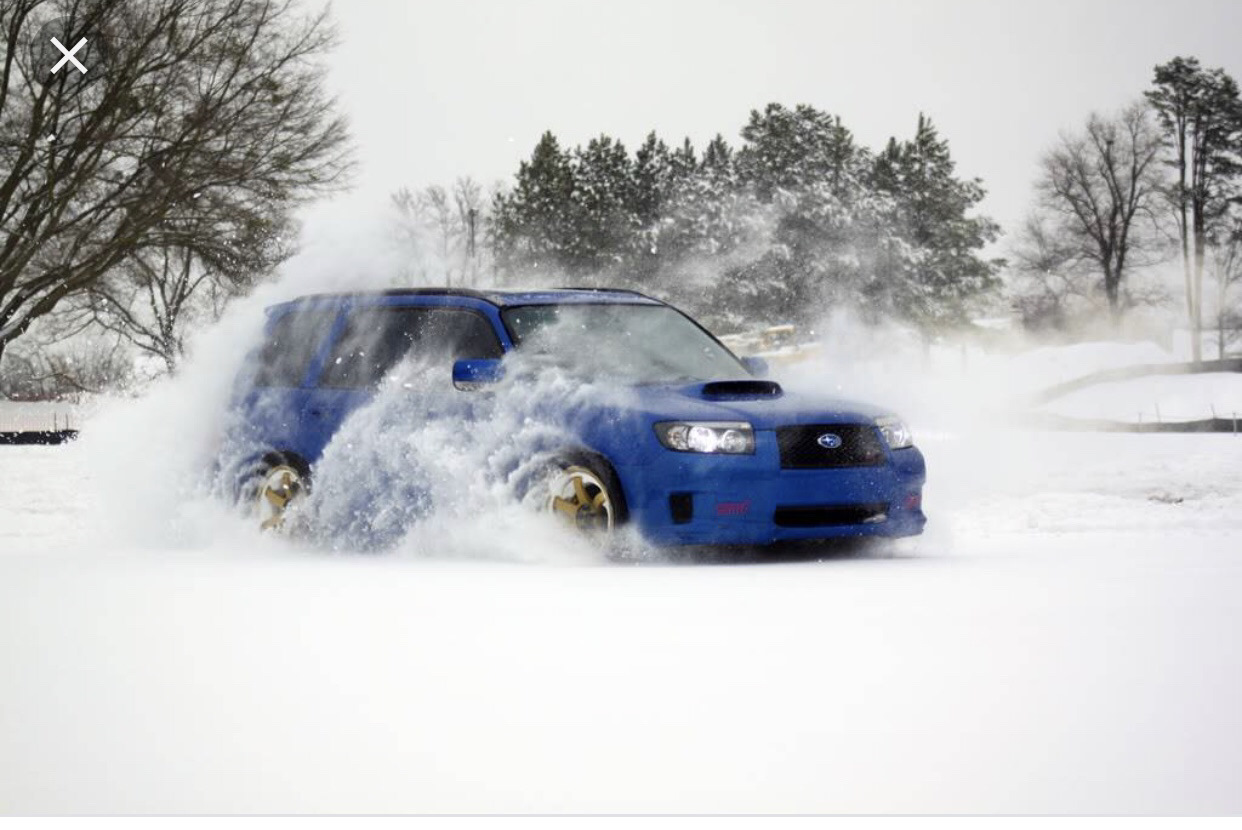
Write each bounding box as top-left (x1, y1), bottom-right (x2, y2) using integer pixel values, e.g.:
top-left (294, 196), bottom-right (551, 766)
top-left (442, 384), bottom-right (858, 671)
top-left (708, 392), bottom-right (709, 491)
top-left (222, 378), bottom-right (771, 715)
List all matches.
top-left (318, 306), bottom-right (503, 389)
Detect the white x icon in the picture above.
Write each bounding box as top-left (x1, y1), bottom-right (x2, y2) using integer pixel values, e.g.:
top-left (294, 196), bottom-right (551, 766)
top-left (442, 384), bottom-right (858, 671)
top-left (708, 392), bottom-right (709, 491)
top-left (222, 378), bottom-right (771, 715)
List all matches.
top-left (50, 36), bottom-right (88, 75)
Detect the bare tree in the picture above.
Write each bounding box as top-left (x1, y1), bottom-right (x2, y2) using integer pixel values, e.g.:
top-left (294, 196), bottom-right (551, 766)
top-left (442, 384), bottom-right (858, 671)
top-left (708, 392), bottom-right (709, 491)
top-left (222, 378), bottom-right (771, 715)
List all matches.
top-left (391, 186), bottom-right (439, 284)
top-left (391, 177), bottom-right (489, 287)
top-left (1034, 103), bottom-right (1166, 322)
top-left (84, 229), bottom-right (292, 371)
top-left (1008, 213), bottom-right (1094, 329)
top-left (0, 0), bottom-right (351, 371)
top-left (40, 208), bottom-right (297, 373)
top-left (0, 318), bottom-right (131, 399)
top-left (419, 185), bottom-right (456, 284)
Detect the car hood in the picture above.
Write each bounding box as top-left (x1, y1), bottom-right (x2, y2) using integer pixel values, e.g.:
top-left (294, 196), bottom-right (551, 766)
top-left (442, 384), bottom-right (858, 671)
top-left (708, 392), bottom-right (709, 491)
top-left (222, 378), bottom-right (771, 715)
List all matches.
top-left (627, 379), bottom-right (891, 429)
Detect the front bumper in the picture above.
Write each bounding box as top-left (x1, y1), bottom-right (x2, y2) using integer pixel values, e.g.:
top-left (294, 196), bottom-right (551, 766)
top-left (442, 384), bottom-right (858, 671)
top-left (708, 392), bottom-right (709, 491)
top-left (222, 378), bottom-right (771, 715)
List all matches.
top-left (620, 436), bottom-right (926, 547)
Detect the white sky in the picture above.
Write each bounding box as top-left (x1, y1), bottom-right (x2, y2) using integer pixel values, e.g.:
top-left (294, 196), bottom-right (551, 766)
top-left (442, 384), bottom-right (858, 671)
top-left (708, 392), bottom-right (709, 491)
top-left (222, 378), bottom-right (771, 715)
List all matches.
top-left (319, 0), bottom-right (1242, 238)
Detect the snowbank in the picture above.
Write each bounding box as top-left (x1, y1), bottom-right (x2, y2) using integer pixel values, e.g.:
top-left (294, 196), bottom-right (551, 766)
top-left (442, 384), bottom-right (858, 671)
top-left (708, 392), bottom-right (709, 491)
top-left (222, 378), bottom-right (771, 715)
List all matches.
top-left (1042, 372), bottom-right (1242, 424)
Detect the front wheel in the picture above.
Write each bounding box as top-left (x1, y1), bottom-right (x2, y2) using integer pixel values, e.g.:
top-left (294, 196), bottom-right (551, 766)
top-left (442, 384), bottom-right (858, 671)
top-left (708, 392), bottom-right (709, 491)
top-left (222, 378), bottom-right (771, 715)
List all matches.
top-left (541, 455), bottom-right (627, 535)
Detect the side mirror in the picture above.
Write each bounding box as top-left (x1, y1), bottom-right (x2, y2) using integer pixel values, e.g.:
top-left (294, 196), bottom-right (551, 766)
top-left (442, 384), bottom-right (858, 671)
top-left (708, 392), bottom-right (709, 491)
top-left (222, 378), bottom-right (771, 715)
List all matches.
top-left (741, 356), bottom-right (769, 378)
top-left (453, 358), bottom-right (505, 390)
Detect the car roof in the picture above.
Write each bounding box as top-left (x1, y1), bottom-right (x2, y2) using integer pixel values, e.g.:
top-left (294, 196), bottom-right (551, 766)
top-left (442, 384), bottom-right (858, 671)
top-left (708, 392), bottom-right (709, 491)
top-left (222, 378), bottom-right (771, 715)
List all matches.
top-left (265, 287), bottom-right (664, 314)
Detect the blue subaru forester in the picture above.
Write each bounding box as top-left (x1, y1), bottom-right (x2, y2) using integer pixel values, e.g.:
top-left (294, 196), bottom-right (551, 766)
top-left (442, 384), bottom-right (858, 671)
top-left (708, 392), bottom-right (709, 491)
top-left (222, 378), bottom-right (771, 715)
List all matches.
top-left (226, 288), bottom-right (926, 546)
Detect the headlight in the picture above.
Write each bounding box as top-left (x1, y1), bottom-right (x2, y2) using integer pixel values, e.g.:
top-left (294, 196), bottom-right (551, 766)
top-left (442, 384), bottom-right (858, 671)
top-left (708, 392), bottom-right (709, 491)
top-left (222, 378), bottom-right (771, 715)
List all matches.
top-left (655, 421), bottom-right (755, 454)
top-left (876, 416), bottom-right (913, 449)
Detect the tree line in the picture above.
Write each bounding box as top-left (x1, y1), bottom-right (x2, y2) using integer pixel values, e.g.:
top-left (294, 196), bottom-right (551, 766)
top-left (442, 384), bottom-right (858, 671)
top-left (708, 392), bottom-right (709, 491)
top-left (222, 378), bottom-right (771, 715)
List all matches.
top-left (402, 57), bottom-right (1242, 358)
top-left (476, 105), bottom-right (1002, 335)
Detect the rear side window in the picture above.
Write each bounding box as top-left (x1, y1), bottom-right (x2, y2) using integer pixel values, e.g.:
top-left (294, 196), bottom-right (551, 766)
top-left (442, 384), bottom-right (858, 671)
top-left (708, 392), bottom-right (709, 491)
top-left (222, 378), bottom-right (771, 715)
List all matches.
top-left (253, 309), bottom-right (334, 387)
top-left (318, 307), bottom-right (503, 389)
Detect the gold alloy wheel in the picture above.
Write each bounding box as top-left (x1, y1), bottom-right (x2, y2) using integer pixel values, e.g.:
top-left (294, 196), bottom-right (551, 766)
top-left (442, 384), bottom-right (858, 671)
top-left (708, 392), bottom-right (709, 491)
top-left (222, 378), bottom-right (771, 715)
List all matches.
top-left (256, 464), bottom-right (305, 531)
top-left (547, 465), bottom-right (615, 532)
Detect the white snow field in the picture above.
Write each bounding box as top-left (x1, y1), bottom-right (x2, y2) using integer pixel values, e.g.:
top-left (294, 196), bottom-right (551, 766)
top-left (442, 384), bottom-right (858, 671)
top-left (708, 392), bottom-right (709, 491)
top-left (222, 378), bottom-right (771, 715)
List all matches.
top-left (1044, 372), bottom-right (1242, 424)
top-left (2, 324), bottom-right (1241, 814)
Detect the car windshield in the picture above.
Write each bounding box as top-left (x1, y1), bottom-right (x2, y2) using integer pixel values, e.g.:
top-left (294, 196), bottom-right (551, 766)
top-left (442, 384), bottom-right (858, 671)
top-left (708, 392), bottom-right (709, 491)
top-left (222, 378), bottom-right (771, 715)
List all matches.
top-left (501, 303), bottom-right (750, 384)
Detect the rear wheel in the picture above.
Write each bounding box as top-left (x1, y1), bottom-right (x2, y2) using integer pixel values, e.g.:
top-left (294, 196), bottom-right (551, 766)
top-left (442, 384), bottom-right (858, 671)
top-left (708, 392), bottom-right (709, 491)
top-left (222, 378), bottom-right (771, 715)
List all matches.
top-left (239, 452), bottom-right (310, 533)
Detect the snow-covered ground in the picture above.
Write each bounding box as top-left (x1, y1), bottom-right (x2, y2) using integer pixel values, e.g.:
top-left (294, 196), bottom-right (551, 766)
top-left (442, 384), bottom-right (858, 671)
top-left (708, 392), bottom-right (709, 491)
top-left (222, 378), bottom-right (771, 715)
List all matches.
top-left (3, 333), bottom-right (1242, 813)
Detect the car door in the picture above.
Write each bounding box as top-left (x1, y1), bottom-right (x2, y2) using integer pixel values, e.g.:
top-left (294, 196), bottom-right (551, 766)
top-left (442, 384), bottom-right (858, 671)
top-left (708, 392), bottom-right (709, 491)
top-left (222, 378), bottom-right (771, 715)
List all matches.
top-left (300, 304), bottom-right (504, 461)
top-left (238, 306), bottom-right (341, 458)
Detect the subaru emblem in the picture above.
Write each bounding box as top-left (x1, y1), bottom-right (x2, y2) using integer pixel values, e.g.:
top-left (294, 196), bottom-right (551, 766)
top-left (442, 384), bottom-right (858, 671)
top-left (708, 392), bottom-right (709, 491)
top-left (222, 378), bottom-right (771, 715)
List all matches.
top-left (816, 432), bottom-right (842, 449)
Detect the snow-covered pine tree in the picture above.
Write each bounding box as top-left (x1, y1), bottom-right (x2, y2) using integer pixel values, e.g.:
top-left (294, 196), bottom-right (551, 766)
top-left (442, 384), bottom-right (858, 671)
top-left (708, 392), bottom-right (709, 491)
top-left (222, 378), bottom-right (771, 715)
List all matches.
top-left (729, 104), bottom-right (873, 326)
top-left (869, 114), bottom-right (1001, 336)
top-left (490, 108), bottom-right (1002, 332)
top-left (568, 135), bottom-right (639, 283)
top-left (655, 134), bottom-right (771, 323)
top-left (631, 133), bottom-right (676, 281)
top-left (633, 133), bottom-right (673, 229)
top-left (491, 132), bottom-right (577, 283)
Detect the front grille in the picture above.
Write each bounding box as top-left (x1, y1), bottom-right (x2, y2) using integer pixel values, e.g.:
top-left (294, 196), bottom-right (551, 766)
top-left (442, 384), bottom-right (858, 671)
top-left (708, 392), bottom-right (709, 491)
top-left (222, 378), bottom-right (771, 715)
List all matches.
top-left (773, 503), bottom-right (889, 528)
top-left (775, 424), bottom-right (887, 469)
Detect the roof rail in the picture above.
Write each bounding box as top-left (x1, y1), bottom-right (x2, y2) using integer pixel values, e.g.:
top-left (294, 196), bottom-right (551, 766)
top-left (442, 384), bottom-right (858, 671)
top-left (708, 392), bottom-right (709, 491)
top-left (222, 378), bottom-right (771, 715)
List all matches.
top-left (379, 287), bottom-right (493, 299)
top-left (286, 287), bottom-right (495, 301)
top-left (553, 286), bottom-right (662, 301)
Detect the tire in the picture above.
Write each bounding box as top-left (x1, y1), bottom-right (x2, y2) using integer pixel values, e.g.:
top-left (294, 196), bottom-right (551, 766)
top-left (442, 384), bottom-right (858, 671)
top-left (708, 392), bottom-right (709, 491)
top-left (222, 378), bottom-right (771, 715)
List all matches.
top-left (539, 452), bottom-right (628, 534)
top-left (237, 451), bottom-right (311, 533)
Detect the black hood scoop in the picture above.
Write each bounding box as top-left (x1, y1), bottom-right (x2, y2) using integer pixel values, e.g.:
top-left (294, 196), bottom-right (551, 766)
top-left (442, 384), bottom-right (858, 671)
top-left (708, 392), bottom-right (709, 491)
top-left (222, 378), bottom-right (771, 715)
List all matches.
top-left (698, 379), bottom-right (784, 400)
